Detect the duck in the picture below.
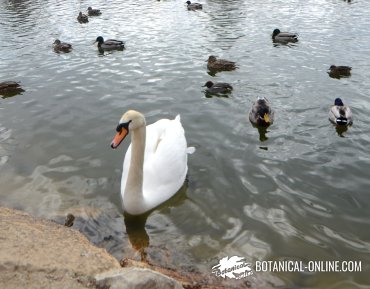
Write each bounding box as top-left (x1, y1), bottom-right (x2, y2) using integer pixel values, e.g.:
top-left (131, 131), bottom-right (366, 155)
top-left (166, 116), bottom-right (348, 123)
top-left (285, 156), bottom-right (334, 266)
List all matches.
top-left (186, 1), bottom-right (203, 10)
top-left (329, 98), bottom-right (353, 126)
top-left (0, 81), bottom-right (25, 97)
top-left (0, 81), bottom-right (23, 92)
top-left (272, 29), bottom-right (298, 43)
top-left (94, 36), bottom-right (125, 50)
top-left (77, 12), bottom-right (88, 23)
top-left (53, 39), bottom-right (72, 52)
top-left (328, 65), bottom-right (352, 78)
top-left (207, 55), bottom-right (238, 72)
top-left (202, 81), bottom-right (233, 94)
top-left (249, 97), bottom-right (274, 126)
top-left (110, 110), bottom-right (195, 215)
top-left (87, 7), bottom-right (101, 16)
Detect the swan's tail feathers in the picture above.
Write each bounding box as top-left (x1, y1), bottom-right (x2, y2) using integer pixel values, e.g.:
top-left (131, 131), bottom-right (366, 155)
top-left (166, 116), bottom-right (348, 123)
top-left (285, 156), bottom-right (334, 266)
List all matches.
top-left (187, 146), bottom-right (196, 154)
top-left (175, 114), bottom-right (181, 122)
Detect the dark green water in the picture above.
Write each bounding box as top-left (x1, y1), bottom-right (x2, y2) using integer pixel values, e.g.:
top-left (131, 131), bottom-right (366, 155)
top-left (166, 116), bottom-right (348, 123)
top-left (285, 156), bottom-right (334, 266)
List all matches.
top-left (1, 0), bottom-right (369, 288)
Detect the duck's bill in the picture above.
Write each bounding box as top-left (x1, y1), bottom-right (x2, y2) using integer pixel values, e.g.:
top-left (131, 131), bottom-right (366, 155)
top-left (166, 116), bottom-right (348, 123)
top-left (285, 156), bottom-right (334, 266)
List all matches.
top-left (111, 128), bottom-right (128, 149)
top-left (263, 113), bottom-right (270, 123)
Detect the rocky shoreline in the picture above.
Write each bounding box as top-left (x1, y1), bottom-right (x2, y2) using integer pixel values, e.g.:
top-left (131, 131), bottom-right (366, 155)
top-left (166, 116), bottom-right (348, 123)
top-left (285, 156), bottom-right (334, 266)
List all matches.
top-left (0, 206), bottom-right (270, 289)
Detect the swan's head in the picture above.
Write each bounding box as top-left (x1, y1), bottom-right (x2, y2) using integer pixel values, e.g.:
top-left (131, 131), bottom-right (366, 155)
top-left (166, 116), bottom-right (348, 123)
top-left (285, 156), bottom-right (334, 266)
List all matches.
top-left (111, 110), bottom-right (146, 149)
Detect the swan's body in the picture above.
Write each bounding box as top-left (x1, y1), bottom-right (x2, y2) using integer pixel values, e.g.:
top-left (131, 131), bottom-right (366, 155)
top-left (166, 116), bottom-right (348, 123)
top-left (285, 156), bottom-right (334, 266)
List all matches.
top-left (272, 29), bottom-right (298, 43)
top-left (329, 98), bottom-right (353, 126)
top-left (249, 97), bottom-right (274, 126)
top-left (111, 110), bottom-right (194, 215)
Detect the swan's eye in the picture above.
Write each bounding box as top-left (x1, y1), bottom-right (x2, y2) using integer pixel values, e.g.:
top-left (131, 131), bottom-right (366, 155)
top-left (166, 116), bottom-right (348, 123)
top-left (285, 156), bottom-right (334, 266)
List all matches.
top-left (116, 120), bottom-right (131, 132)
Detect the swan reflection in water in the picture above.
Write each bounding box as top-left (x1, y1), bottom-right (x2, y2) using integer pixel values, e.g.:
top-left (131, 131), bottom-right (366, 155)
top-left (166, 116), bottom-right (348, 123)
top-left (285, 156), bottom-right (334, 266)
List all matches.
top-left (123, 180), bottom-right (189, 262)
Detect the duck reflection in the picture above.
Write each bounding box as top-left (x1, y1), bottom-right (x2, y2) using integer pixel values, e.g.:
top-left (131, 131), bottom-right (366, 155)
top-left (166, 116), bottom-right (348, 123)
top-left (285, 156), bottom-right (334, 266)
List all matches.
top-left (256, 126), bottom-right (269, 142)
top-left (335, 125), bottom-right (348, 137)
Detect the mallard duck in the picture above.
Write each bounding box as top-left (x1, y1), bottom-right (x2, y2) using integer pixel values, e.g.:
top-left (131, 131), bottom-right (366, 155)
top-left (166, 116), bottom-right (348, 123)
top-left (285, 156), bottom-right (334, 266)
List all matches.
top-left (207, 55), bottom-right (237, 72)
top-left (202, 81), bottom-right (233, 94)
top-left (328, 65), bottom-right (352, 78)
top-left (53, 39), bottom-right (72, 52)
top-left (329, 98), bottom-right (353, 126)
top-left (87, 7), bottom-right (101, 16)
top-left (186, 1), bottom-right (202, 10)
top-left (249, 97), bottom-right (274, 126)
top-left (272, 29), bottom-right (298, 43)
top-left (0, 81), bottom-right (22, 91)
top-left (0, 81), bottom-right (24, 97)
top-left (94, 36), bottom-right (125, 50)
top-left (77, 12), bottom-right (88, 23)
top-left (111, 110), bottom-right (195, 215)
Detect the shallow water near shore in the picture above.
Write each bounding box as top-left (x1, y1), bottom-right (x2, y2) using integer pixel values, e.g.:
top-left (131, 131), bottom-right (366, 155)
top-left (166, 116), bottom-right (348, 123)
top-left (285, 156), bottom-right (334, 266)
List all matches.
top-left (1, 0), bottom-right (370, 288)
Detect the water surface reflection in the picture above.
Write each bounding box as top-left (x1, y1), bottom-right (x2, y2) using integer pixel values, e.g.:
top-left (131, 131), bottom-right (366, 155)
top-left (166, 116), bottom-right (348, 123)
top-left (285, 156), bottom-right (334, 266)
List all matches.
top-left (1, 0), bottom-right (370, 288)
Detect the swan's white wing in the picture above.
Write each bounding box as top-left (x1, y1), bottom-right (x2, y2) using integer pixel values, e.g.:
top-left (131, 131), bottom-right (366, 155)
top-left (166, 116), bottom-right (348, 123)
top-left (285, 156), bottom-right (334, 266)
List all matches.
top-left (142, 117), bottom-right (188, 208)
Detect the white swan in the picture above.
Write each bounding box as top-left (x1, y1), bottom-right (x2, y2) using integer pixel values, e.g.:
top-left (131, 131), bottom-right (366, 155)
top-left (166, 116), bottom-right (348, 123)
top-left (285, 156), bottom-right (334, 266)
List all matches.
top-left (111, 110), bottom-right (195, 215)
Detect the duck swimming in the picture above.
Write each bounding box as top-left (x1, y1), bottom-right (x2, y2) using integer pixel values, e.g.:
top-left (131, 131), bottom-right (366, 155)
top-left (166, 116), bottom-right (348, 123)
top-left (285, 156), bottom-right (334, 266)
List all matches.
top-left (186, 1), bottom-right (203, 10)
top-left (0, 81), bottom-right (24, 98)
top-left (202, 81), bottom-right (233, 94)
top-left (329, 98), bottom-right (353, 126)
top-left (272, 29), bottom-right (298, 43)
top-left (207, 56), bottom-right (238, 72)
top-left (94, 36), bottom-right (125, 50)
top-left (111, 110), bottom-right (195, 215)
top-left (53, 39), bottom-right (72, 52)
top-left (249, 97), bottom-right (274, 127)
top-left (328, 65), bottom-right (352, 78)
top-left (77, 12), bottom-right (88, 23)
top-left (87, 7), bottom-right (101, 16)
top-left (0, 81), bottom-right (22, 91)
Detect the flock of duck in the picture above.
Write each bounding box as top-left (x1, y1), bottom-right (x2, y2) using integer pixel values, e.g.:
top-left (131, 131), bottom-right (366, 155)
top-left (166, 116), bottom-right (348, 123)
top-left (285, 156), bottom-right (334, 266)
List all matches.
top-left (1, 2), bottom-right (354, 216)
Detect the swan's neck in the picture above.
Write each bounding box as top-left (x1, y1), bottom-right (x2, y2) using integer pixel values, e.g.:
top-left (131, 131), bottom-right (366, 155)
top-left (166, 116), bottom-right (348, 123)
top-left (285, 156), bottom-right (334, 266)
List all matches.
top-left (123, 126), bottom-right (147, 214)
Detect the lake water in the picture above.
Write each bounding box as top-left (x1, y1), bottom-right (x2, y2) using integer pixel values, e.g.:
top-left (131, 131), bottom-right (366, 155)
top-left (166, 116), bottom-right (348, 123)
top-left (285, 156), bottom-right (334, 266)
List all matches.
top-left (1, 0), bottom-right (369, 288)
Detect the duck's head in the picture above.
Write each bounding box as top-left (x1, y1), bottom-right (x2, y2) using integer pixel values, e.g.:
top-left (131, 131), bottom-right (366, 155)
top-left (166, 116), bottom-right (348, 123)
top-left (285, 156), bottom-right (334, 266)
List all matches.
top-left (334, 98), bottom-right (344, 106)
top-left (256, 97), bottom-right (271, 123)
top-left (202, 81), bottom-right (214, 88)
top-left (54, 39), bottom-right (61, 45)
top-left (111, 110), bottom-right (146, 149)
top-left (272, 29), bottom-right (281, 38)
top-left (207, 55), bottom-right (217, 63)
top-left (95, 36), bottom-right (104, 44)
top-left (186, 1), bottom-right (192, 5)
top-left (88, 7), bottom-right (92, 11)
top-left (79, 12), bottom-right (83, 16)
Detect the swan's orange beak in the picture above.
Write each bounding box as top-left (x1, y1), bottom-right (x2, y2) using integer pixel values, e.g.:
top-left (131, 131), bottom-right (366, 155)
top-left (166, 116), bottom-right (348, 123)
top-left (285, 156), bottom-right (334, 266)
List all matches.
top-left (111, 128), bottom-right (128, 149)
